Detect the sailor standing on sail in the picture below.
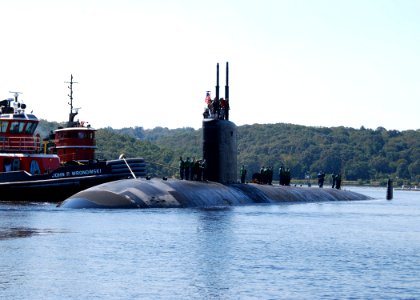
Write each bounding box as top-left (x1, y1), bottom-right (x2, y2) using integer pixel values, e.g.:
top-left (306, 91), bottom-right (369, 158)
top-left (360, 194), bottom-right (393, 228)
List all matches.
top-left (212, 97), bottom-right (220, 119)
top-left (205, 91), bottom-right (212, 118)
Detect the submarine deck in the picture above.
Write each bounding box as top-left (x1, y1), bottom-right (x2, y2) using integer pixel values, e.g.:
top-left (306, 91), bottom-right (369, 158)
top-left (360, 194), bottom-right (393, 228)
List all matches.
top-left (59, 178), bottom-right (372, 209)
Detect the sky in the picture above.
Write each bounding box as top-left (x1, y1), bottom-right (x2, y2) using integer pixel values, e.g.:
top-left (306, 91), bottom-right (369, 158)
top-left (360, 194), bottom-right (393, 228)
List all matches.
top-left (0, 0), bottom-right (419, 131)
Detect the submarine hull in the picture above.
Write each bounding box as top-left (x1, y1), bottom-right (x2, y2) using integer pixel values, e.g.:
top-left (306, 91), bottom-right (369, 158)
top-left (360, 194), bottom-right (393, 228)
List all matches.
top-left (59, 178), bottom-right (371, 209)
top-left (59, 63), bottom-right (372, 209)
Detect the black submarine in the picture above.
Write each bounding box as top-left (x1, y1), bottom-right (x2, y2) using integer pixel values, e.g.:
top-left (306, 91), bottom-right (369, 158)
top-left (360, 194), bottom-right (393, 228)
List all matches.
top-left (59, 62), bottom-right (371, 209)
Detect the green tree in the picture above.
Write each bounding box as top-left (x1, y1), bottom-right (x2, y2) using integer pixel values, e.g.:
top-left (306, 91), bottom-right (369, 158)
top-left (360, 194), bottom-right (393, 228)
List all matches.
top-left (396, 159), bottom-right (410, 179)
top-left (344, 160), bottom-right (370, 180)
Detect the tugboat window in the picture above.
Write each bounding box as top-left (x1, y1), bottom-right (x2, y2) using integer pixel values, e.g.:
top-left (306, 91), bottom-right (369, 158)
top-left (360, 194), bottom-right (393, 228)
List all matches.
top-left (30, 160), bottom-right (41, 175)
top-left (0, 121), bottom-right (8, 133)
top-left (12, 159), bottom-right (20, 171)
top-left (10, 122), bottom-right (25, 133)
top-left (25, 122), bottom-right (37, 134)
top-left (3, 159), bottom-right (12, 172)
top-left (10, 122), bottom-right (19, 133)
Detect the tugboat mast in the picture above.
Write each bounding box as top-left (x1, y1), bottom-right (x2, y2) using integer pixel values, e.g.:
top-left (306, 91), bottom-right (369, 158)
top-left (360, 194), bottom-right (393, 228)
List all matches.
top-left (8, 91), bottom-right (24, 114)
top-left (9, 91), bottom-right (22, 102)
top-left (65, 74), bottom-right (79, 126)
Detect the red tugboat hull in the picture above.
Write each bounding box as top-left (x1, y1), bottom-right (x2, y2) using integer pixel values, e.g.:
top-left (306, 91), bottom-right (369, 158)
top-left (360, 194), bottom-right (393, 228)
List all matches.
top-left (0, 158), bottom-right (146, 202)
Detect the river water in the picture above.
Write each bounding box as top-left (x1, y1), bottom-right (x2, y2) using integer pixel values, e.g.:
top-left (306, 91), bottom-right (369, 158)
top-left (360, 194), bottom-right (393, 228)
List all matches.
top-left (1, 187), bottom-right (420, 299)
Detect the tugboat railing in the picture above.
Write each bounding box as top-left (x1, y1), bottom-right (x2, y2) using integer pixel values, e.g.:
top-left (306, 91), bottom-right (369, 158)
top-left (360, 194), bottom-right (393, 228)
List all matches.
top-left (0, 136), bottom-right (42, 152)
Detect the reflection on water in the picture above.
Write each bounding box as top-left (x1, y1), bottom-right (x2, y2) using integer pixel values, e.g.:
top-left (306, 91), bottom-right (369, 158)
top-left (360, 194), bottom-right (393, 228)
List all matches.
top-left (0, 227), bottom-right (68, 240)
top-left (193, 208), bottom-right (234, 297)
top-left (0, 187), bottom-right (420, 299)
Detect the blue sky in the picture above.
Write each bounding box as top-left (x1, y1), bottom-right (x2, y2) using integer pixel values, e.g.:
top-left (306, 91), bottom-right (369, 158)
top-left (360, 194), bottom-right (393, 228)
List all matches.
top-left (1, 0), bottom-right (419, 130)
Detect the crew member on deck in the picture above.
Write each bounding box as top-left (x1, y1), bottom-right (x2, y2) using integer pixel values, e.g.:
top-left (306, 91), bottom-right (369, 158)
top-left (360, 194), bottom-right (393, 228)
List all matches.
top-left (318, 171), bottom-right (325, 188)
top-left (240, 165), bottom-right (247, 183)
top-left (279, 166), bottom-right (284, 185)
top-left (179, 157), bottom-right (185, 180)
top-left (185, 157), bottom-right (191, 180)
top-left (335, 173), bottom-right (342, 189)
top-left (200, 159), bottom-right (207, 181)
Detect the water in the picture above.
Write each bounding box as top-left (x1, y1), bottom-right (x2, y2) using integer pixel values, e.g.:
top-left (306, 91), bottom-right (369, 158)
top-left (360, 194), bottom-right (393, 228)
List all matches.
top-left (1, 187), bottom-right (420, 299)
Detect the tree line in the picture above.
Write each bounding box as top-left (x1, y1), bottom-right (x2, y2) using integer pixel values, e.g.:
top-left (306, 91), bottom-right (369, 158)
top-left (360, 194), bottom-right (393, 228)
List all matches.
top-left (38, 120), bottom-right (420, 186)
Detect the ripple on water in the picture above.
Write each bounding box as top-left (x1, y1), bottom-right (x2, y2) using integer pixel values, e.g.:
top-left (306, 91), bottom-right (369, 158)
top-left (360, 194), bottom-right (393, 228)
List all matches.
top-left (0, 227), bottom-right (70, 240)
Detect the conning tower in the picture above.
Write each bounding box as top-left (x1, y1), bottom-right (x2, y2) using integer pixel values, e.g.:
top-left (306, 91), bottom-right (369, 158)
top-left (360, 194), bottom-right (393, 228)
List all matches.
top-left (202, 62), bottom-right (237, 184)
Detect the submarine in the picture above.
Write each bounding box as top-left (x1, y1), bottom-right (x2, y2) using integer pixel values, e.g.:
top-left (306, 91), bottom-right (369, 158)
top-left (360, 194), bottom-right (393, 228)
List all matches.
top-left (59, 62), bottom-right (371, 209)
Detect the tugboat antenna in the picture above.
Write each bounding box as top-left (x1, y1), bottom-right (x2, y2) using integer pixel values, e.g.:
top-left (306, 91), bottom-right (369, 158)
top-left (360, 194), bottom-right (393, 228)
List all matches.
top-left (9, 91), bottom-right (22, 101)
top-left (65, 74), bottom-right (79, 124)
top-left (8, 91), bottom-right (23, 114)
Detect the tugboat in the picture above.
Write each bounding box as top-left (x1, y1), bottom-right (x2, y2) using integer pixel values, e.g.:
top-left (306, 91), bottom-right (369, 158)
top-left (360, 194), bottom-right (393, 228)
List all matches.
top-left (0, 75), bottom-right (146, 202)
